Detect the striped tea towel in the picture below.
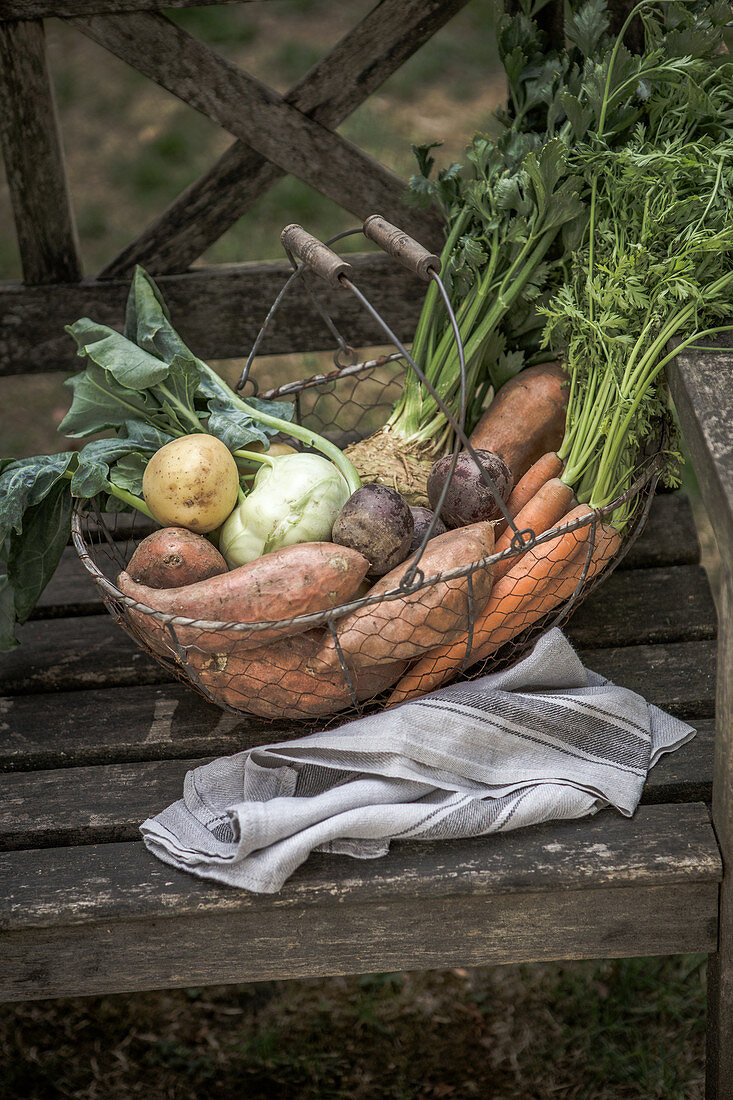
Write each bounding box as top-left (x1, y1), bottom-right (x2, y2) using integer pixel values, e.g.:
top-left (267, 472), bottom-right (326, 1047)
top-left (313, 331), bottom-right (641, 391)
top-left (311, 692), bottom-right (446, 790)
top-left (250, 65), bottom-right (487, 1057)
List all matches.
top-left (140, 628), bottom-right (695, 894)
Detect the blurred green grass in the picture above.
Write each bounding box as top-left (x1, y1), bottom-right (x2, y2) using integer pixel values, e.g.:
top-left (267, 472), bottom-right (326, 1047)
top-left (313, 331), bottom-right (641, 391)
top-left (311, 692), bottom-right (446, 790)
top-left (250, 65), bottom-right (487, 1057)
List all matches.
top-left (0, 955), bottom-right (707, 1099)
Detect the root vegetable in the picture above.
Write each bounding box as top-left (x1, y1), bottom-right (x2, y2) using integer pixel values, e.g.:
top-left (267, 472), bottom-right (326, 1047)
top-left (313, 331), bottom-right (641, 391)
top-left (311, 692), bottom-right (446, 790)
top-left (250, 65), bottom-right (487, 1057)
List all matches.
top-left (184, 629), bottom-right (407, 719)
top-left (468, 362), bottom-right (568, 482)
top-left (126, 528), bottom-right (227, 589)
top-left (409, 507), bottom-right (447, 553)
top-left (117, 541), bottom-right (370, 656)
top-left (388, 507), bottom-right (621, 703)
top-left (336, 521), bottom-right (495, 667)
top-left (495, 452), bottom-right (564, 537)
top-left (142, 433), bottom-right (239, 534)
top-left (427, 450), bottom-right (513, 528)
top-left (332, 484), bottom-right (414, 576)
top-left (492, 478), bottom-right (576, 581)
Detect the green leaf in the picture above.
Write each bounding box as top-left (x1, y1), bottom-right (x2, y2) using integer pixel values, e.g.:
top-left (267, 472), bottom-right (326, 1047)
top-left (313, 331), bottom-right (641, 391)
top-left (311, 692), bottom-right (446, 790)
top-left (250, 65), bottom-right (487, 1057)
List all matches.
top-left (206, 394), bottom-right (294, 452)
top-left (109, 452), bottom-right (148, 495)
top-left (120, 420), bottom-right (174, 450)
top-left (411, 141), bottom-right (442, 180)
top-left (66, 318), bottom-right (171, 389)
top-left (564, 0), bottom-right (609, 58)
top-left (6, 482), bottom-right (73, 624)
top-left (0, 573), bottom-right (18, 653)
top-left (125, 265), bottom-right (198, 366)
top-left (59, 362), bottom-right (160, 437)
top-left (71, 437), bottom-right (153, 498)
top-left (0, 453), bottom-right (75, 544)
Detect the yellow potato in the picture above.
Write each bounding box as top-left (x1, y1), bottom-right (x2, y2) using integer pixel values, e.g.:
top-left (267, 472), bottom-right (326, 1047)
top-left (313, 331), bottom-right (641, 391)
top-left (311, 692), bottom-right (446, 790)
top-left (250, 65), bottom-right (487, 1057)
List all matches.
top-left (142, 434), bottom-right (239, 534)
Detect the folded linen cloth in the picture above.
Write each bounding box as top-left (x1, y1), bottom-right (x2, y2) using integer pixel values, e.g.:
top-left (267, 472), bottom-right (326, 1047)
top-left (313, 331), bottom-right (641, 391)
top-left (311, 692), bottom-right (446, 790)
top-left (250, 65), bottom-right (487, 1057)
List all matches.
top-left (141, 629), bottom-right (695, 894)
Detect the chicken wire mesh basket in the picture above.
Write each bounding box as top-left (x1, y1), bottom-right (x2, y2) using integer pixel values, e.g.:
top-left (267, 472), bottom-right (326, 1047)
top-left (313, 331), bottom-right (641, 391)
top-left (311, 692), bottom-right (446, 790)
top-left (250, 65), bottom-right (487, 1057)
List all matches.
top-left (71, 218), bottom-right (665, 726)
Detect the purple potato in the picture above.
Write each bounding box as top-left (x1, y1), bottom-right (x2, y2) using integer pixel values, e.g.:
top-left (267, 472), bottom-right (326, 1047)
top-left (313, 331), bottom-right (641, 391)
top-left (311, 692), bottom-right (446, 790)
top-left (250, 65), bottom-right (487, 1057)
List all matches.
top-left (332, 483), bottom-right (414, 576)
top-left (427, 449), bottom-right (514, 529)
top-left (409, 506), bottom-right (447, 554)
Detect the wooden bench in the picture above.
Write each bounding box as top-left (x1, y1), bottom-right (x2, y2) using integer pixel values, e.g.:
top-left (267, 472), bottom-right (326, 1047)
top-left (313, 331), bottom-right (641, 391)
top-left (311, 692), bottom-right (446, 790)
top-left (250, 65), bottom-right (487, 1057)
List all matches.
top-left (1, 1), bottom-right (732, 1095)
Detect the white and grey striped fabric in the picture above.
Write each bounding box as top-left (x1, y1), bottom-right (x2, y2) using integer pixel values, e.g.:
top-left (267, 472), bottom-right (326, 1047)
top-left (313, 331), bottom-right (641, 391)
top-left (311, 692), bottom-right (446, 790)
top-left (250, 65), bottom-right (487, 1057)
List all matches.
top-left (140, 629), bottom-right (695, 894)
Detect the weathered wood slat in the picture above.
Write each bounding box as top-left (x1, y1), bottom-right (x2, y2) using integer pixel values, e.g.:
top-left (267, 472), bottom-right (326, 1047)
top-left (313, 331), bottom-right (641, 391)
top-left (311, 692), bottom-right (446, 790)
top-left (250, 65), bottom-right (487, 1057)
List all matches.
top-left (103, 0), bottom-right (468, 275)
top-left (567, 564), bottom-right (716, 648)
top-left (0, 563), bottom-right (717, 695)
top-left (0, 0), bottom-right (246, 15)
top-left (32, 494), bottom-right (703, 619)
top-left (585, 640), bottom-right (717, 719)
top-left (0, 256), bottom-right (424, 375)
top-left (0, 878), bottom-right (719, 1001)
top-left (0, 19), bottom-right (82, 284)
top-left (621, 491), bottom-right (700, 569)
top-left (670, 351), bottom-right (733, 573)
top-left (0, 803), bottom-right (720, 931)
top-left (0, 641), bottom-right (717, 772)
top-left (71, 12), bottom-right (440, 247)
top-left (0, 717), bottom-right (715, 851)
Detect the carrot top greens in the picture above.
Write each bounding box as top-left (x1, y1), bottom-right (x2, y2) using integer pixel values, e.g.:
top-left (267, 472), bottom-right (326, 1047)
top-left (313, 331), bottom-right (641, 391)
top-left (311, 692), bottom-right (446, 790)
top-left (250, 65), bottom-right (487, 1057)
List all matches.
top-left (542, 0), bottom-right (733, 528)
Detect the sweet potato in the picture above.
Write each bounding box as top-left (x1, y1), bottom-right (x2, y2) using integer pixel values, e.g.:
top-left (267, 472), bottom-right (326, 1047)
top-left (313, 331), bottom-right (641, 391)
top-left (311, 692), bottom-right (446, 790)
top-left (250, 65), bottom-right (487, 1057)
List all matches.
top-left (184, 629), bottom-right (407, 719)
top-left (126, 527), bottom-right (227, 589)
top-left (335, 521), bottom-right (496, 667)
top-left (117, 541), bottom-right (370, 658)
top-left (469, 362), bottom-right (568, 482)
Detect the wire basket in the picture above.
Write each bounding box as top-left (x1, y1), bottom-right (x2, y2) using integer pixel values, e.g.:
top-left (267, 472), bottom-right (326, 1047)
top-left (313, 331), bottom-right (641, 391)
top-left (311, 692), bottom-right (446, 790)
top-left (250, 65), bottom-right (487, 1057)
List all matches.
top-left (71, 218), bottom-right (664, 725)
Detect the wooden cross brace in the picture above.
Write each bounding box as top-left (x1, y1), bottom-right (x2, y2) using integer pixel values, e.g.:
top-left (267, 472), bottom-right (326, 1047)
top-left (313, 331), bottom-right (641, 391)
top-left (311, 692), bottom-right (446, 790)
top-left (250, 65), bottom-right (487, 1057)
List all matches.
top-left (0, 0), bottom-right (468, 285)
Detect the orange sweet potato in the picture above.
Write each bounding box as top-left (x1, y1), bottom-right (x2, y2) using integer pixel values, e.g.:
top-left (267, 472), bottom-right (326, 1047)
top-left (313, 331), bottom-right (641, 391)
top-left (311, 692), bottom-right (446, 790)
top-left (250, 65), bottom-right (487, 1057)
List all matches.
top-left (335, 521), bottom-right (496, 667)
top-left (184, 628), bottom-right (407, 719)
top-left (117, 541), bottom-right (370, 658)
top-left (126, 527), bottom-right (227, 589)
top-left (469, 362), bottom-right (568, 482)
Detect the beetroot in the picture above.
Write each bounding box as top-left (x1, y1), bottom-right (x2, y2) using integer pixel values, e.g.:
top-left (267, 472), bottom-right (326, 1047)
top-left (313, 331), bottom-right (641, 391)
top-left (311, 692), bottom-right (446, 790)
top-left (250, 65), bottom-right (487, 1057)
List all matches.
top-left (427, 449), bottom-right (513, 528)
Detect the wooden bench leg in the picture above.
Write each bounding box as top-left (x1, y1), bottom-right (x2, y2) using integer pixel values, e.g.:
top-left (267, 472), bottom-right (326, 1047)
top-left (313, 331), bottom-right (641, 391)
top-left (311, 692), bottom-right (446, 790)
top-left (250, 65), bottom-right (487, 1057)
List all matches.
top-left (707, 571), bottom-right (733, 1099)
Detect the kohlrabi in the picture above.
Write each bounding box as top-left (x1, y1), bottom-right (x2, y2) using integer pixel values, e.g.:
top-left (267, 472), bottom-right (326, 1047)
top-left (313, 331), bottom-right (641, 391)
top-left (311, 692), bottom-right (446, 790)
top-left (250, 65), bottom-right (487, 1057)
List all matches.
top-left (220, 453), bottom-right (351, 567)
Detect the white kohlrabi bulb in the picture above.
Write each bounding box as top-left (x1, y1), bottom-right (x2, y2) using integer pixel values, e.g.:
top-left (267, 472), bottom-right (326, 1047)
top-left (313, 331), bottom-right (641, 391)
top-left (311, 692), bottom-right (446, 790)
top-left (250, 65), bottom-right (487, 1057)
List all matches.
top-left (220, 452), bottom-right (350, 567)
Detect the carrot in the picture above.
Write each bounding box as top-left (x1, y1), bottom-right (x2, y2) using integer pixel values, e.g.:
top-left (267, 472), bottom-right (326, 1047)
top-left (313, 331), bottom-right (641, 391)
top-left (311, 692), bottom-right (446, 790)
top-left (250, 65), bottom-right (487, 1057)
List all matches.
top-left (492, 477), bottom-right (576, 581)
top-left (494, 451), bottom-right (564, 537)
top-left (469, 362), bottom-right (568, 482)
top-left (387, 507), bottom-right (622, 704)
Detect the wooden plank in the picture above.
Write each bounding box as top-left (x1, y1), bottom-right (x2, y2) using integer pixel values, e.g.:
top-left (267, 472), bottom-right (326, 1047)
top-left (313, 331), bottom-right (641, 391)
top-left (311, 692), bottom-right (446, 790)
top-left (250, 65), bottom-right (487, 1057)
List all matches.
top-left (71, 12), bottom-right (441, 247)
top-left (1, 1), bottom-right (247, 15)
top-left (0, 641), bottom-right (717, 771)
top-left (0, 717), bottom-right (715, 851)
top-left (706, 569), bottom-right (733, 1097)
top-left (31, 546), bottom-right (103, 617)
top-left (0, 878), bottom-right (719, 1001)
top-left (585, 640), bottom-right (718, 720)
top-left (568, 565), bottom-right (716, 648)
top-left (103, 0), bottom-right (468, 275)
top-left (0, 563), bottom-right (717, 695)
top-left (0, 19), bottom-right (81, 284)
top-left (670, 350), bottom-right (733, 572)
top-left (621, 491), bottom-right (700, 569)
top-left (0, 256), bottom-right (425, 375)
top-left (0, 803), bottom-right (720, 931)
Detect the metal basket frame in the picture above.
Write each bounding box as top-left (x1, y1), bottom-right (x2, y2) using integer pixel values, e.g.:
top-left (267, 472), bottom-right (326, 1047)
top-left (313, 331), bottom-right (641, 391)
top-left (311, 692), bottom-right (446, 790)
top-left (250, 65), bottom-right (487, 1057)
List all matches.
top-left (71, 218), bottom-right (666, 718)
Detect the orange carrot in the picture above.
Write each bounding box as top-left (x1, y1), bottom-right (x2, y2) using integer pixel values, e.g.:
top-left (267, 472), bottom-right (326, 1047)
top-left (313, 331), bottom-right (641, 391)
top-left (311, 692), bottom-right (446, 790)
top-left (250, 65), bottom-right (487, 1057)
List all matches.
top-left (495, 451), bottom-right (563, 537)
top-left (492, 477), bottom-right (575, 581)
top-left (387, 507), bottom-right (622, 705)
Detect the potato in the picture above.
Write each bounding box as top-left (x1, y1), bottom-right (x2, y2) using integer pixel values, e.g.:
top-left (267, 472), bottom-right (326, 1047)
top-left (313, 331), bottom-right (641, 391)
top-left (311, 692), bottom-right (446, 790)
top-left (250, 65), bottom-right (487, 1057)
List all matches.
top-left (142, 434), bottom-right (239, 534)
top-left (126, 527), bottom-right (228, 589)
